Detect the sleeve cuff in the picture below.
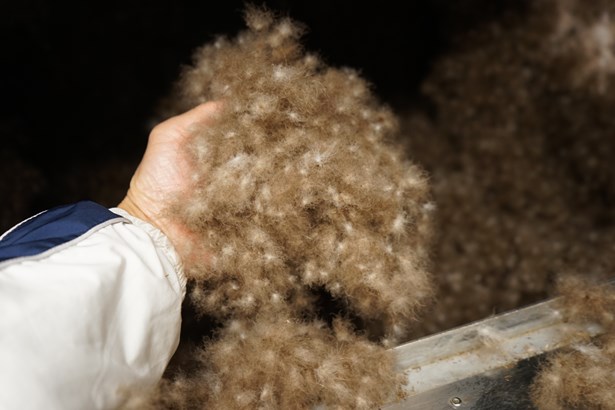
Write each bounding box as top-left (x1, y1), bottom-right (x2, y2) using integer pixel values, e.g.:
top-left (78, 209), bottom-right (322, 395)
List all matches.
top-left (110, 207), bottom-right (186, 296)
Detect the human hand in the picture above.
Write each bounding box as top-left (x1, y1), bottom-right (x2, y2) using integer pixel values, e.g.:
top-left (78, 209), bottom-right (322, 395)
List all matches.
top-left (118, 102), bottom-right (220, 260)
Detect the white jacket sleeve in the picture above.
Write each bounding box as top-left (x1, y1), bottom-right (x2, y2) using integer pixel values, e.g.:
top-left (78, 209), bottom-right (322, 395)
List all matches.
top-left (0, 201), bottom-right (186, 410)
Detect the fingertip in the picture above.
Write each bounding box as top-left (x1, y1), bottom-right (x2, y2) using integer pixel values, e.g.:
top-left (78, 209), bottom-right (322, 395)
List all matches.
top-left (151, 100), bottom-right (224, 140)
top-left (198, 100), bottom-right (224, 113)
top-left (185, 100), bottom-right (224, 123)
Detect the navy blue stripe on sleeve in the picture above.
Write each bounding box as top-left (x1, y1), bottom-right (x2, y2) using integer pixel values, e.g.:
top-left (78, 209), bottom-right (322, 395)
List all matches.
top-left (0, 201), bottom-right (123, 263)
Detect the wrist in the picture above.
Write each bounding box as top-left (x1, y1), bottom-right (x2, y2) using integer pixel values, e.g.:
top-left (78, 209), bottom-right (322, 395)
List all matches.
top-left (118, 194), bottom-right (183, 257)
top-left (118, 195), bottom-right (157, 230)
top-left (118, 193), bottom-right (204, 267)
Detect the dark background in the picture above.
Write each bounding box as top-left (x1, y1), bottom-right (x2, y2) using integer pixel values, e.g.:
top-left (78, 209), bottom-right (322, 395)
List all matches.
top-left (5, 1), bottom-right (615, 340)
top-left (0, 0), bottom-right (523, 230)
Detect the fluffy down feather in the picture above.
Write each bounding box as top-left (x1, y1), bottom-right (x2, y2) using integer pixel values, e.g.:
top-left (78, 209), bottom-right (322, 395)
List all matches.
top-left (139, 7), bottom-right (433, 409)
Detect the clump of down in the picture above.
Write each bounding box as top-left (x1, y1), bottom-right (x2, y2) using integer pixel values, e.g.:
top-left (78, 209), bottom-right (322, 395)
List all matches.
top-left (531, 277), bottom-right (615, 409)
top-left (151, 7), bottom-right (433, 409)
